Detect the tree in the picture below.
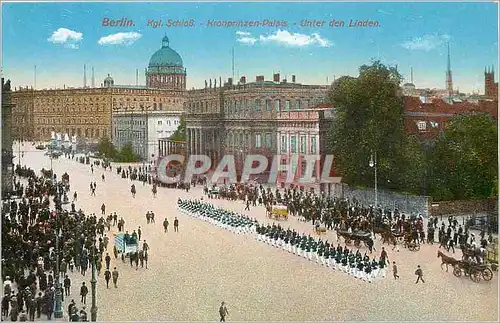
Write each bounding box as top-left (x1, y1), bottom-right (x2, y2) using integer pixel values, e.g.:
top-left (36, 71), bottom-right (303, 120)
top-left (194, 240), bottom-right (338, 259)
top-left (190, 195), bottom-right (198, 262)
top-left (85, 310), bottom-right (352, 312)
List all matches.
top-left (97, 137), bottom-right (117, 159)
top-left (116, 142), bottom-right (140, 162)
top-left (328, 61), bottom-right (413, 190)
top-left (429, 113), bottom-right (498, 200)
top-left (169, 115), bottom-right (186, 142)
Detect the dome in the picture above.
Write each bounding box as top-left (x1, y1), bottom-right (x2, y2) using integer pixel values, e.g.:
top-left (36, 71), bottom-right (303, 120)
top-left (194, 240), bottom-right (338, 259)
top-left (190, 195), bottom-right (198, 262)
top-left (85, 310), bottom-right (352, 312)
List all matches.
top-left (403, 82), bottom-right (415, 87)
top-left (103, 74), bottom-right (114, 87)
top-left (148, 36), bottom-right (183, 68)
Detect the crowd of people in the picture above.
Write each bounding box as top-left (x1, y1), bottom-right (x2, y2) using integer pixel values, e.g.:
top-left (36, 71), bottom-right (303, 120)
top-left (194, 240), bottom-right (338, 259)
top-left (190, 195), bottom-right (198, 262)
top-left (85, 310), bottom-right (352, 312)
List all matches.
top-left (1, 161), bottom-right (133, 322)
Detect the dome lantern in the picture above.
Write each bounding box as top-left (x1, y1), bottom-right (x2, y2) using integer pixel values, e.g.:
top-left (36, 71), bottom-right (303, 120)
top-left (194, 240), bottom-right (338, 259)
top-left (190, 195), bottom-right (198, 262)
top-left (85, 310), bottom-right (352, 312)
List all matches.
top-left (162, 35), bottom-right (170, 48)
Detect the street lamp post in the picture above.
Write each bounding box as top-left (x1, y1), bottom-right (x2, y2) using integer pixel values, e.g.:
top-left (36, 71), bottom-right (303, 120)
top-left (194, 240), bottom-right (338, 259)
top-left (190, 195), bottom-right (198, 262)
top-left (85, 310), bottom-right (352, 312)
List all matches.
top-left (54, 228), bottom-right (63, 318)
top-left (369, 151), bottom-right (378, 208)
top-left (90, 236), bottom-right (98, 321)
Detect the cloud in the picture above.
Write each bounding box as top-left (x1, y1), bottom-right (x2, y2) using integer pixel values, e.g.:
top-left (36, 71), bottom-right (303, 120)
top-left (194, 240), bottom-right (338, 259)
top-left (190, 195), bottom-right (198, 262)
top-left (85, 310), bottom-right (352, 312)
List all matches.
top-left (237, 36), bottom-right (258, 45)
top-left (98, 32), bottom-right (142, 46)
top-left (377, 9), bottom-right (394, 15)
top-left (260, 30), bottom-right (332, 47)
top-left (401, 33), bottom-right (450, 51)
top-left (236, 30), bottom-right (332, 47)
top-left (236, 31), bottom-right (251, 36)
top-left (47, 28), bottom-right (83, 49)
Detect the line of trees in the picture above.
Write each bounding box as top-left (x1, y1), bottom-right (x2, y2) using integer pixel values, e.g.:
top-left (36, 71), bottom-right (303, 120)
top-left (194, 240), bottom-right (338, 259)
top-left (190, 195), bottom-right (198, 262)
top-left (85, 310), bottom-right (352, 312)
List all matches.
top-left (97, 137), bottom-right (140, 163)
top-left (328, 61), bottom-right (498, 201)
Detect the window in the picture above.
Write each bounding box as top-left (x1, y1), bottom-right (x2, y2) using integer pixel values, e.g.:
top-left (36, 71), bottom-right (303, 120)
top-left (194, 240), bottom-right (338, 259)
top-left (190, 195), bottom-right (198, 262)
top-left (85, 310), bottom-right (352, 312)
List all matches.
top-left (239, 133), bottom-right (243, 145)
top-left (255, 133), bottom-right (262, 148)
top-left (290, 135), bottom-right (297, 153)
top-left (417, 121), bottom-right (427, 131)
top-left (275, 99), bottom-right (280, 112)
top-left (304, 100), bottom-right (310, 108)
top-left (310, 136), bottom-right (317, 154)
top-left (295, 99), bottom-right (301, 110)
top-left (265, 133), bottom-right (272, 148)
top-left (300, 135), bottom-right (306, 154)
top-left (158, 120), bottom-right (162, 125)
top-left (255, 99), bottom-right (261, 111)
top-left (285, 100), bottom-right (290, 111)
top-left (265, 99), bottom-right (271, 111)
top-left (281, 135), bottom-right (288, 153)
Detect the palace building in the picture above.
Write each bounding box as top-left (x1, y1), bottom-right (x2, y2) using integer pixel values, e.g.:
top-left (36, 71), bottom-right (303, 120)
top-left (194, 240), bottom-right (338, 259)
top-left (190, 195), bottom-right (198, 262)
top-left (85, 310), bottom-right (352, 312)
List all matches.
top-left (182, 73), bottom-right (334, 190)
top-left (10, 36), bottom-right (185, 160)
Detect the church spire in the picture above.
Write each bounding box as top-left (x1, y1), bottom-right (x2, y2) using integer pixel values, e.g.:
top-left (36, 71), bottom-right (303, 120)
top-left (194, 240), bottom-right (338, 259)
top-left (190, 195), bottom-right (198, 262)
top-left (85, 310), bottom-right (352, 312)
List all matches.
top-left (445, 41), bottom-right (453, 96)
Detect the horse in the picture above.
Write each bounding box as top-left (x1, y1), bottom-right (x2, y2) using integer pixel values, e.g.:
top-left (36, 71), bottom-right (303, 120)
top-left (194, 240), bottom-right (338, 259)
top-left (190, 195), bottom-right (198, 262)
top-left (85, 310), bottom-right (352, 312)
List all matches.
top-left (437, 250), bottom-right (459, 272)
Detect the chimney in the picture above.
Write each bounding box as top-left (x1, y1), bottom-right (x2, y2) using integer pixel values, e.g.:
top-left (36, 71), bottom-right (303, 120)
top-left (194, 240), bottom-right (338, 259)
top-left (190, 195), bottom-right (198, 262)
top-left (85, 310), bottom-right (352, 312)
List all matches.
top-left (240, 76), bottom-right (246, 84)
top-left (256, 75), bottom-right (264, 82)
top-left (292, 75), bottom-right (296, 83)
top-left (273, 73), bottom-right (280, 82)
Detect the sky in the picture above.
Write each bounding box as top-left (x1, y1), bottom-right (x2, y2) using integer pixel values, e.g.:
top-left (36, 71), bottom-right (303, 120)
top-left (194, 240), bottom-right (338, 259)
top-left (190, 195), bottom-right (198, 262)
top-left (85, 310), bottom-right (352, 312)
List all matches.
top-left (2, 1), bottom-right (498, 93)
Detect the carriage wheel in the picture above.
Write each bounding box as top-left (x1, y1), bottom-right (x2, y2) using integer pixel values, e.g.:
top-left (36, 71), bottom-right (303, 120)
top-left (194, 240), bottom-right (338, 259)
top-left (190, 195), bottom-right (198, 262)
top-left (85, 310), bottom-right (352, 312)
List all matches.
top-left (414, 244), bottom-right (420, 251)
top-left (482, 268), bottom-right (493, 281)
top-left (470, 269), bottom-right (482, 283)
top-left (453, 265), bottom-right (462, 277)
top-left (354, 239), bottom-right (361, 248)
top-left (408, 244), bottom-right (415, 251)
top-left (345, 238), bottom-right (352, 245)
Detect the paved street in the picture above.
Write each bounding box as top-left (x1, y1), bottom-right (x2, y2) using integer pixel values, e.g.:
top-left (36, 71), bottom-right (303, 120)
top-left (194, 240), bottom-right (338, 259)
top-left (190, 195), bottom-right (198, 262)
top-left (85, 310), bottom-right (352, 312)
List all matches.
top-left (13, 143), bottom-right (499, 321)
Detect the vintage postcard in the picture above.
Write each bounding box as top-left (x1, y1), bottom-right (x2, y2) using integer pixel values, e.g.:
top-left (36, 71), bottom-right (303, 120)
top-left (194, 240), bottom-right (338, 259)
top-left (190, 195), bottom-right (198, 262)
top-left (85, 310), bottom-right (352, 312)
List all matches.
top-left (1, 0), bottom-right (498, 321)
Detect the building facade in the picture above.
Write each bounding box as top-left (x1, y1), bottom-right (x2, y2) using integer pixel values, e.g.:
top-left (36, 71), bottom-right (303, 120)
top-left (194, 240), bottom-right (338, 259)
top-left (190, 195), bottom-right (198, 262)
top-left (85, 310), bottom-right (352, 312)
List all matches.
top-left (2, 78), bottom-right (14, 196)
top-left (184, 73), bottom-right (330, 186)
top-left (112, 108), bottom-right (183, 161)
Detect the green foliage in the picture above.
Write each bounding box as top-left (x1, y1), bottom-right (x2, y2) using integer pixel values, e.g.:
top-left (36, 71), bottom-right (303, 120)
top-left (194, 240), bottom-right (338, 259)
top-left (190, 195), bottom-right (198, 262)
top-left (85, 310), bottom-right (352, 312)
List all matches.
top-left (169, 115), bottom-right (186, 142)
top-left (115, 142), bottom-right (140, 163)
top-left (429, 113), bottom-right (498, 200)
top-left (328, 61), bottom-right (411, 190)
top-left (97, 137), bottom-right (117, 159)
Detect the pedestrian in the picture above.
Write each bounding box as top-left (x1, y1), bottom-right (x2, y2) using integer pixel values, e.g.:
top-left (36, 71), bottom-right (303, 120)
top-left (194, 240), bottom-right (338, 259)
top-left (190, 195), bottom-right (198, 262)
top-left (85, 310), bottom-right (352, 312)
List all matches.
top-left (80, 282), bottom-right (88, 304)
top-left (101, 203), bottom-right (106, 215)
top-left (138, 226), bottom-right (142, 241)
top-left (105, 253), bottom-right (111, 270)
top-left (64, 275), bottom-right (71, 296)
top-left (102, 174), bottom-right (105, 182)
top-left (104, 269), bottom-right (111, 289)
top-left (174, 217), bottom-right (179, 232)
top-left (380, 247), bottom-right (389, 265)
top-left (112, 267), bottom-right (119, 288)
top-left (392, 261), bottom-right (399, 279)
top-left (219, 301), bottom-right (229, 322)
top-left (415, 265), bottom-right (425, 284)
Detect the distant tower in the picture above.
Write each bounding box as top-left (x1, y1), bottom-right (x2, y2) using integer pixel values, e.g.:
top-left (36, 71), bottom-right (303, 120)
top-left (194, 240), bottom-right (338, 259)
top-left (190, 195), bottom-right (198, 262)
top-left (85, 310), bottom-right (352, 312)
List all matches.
top-left (445, 42), bottom-right (453, 96)
top-left (91, 67), bottom-right (95, 88)
top-left (485, 65), bottom-right (498, 99)
top-left (83, 64), bottom-right (87, 88)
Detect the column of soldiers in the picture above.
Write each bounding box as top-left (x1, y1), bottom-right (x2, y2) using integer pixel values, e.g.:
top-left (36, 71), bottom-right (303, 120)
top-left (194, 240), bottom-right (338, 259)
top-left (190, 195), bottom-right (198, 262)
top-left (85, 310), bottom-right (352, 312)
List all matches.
top-left (177, 199), bottom-right (258, 235)
top-left (255, 223), bottom-right (387, 283)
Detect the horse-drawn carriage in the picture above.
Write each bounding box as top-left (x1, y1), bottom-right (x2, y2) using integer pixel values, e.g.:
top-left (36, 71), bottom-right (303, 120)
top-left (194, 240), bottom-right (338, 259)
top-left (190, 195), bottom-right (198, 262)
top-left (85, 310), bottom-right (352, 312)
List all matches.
top-left (267, 205), bottom-right (288, 221)
top-left (314, 223), bottom-right (327, 235)
top-left (453, 261), bottom-right (493, 282)
top-left (337, 230), bottom-right (372, 248)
